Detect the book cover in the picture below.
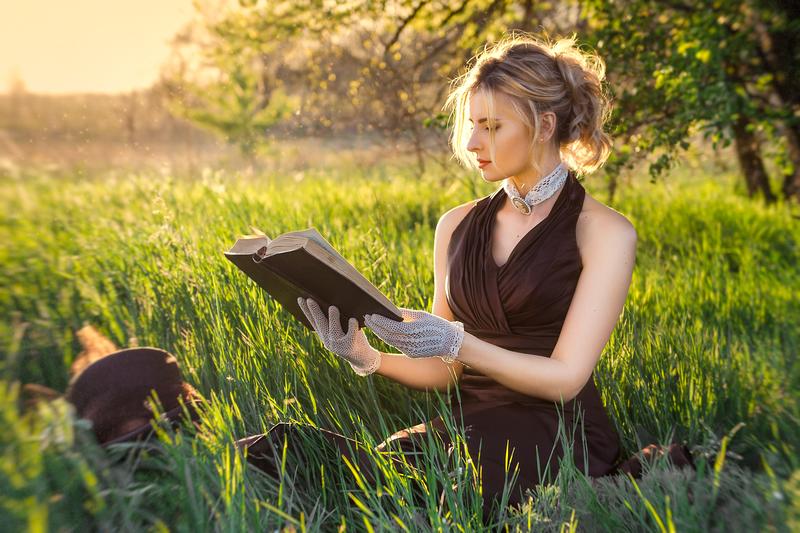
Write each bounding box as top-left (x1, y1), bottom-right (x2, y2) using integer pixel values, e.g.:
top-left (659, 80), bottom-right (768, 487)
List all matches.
top-left (224, 229), bottom-right (402, 333)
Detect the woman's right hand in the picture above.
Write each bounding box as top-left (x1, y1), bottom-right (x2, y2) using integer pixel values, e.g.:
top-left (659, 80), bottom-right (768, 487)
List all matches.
top-left (297, 297), bottom-right (382, 376)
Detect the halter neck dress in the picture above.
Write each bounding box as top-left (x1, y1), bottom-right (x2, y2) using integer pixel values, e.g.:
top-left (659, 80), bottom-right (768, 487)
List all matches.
top-left (440, 169), bottom-right (623, 507)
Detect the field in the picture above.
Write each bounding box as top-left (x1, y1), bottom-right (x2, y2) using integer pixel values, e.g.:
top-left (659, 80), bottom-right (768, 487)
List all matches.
top-left (1, 152), bottom-right (798, 531)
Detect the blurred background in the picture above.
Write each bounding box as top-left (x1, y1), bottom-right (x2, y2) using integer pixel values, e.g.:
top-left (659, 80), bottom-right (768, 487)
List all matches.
top-left (1, 0), bottom-right (798, 203)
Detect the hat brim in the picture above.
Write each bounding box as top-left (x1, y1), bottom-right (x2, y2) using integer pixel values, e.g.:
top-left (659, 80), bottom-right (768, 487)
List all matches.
top-left (102, 398), bottom-right (204, 446)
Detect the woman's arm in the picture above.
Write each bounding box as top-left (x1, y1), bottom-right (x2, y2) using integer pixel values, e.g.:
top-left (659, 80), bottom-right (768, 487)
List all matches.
top-left (455, 211), bottom-right (637, 402)
top-left (373, 353), bottom-right (456, 391)
top-left (373, 202), bottom-right (474, 391)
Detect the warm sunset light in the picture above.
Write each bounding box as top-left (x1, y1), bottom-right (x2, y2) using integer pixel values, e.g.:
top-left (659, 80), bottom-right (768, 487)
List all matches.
top-left (0, 0), bottom-right (194, 94)
top-left (2, 2), bottom-right (797, 530)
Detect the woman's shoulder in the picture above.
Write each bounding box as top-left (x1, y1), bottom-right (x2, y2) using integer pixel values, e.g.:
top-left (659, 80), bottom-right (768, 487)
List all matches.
top-left (576, 191), bottom-right (637, 250)
top-left (436, 197), bottom-right (483, 237)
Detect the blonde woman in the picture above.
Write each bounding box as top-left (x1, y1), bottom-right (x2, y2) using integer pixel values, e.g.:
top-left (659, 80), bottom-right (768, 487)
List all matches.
top-left (259, 32), bottom-right (639, 514)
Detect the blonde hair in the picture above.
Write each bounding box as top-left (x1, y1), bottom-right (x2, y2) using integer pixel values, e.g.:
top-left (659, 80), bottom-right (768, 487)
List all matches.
top-left (444, 32), bottom-right (613, 177)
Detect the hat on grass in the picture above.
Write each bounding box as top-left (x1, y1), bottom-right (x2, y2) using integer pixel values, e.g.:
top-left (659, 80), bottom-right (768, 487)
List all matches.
top-left (65, 347), bottom-right (203, 445)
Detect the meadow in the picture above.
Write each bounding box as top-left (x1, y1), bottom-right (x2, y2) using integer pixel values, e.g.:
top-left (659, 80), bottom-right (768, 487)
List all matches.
top-left (1, 151), bottom-right (798, 531)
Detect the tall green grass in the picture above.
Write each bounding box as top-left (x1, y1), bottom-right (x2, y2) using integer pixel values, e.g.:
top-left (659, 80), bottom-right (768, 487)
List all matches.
top-left (1, 160), bottom-right (797, 531)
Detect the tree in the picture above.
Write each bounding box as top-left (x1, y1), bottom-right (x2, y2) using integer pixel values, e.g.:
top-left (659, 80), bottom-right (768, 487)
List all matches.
top-left (584, 0), bottom-right (800, 202)
top-left (164, 0), bottom-right (799, 201)
top-left (747, 0), bottom-right (800, 200)
top-left (162, 3), bottom-right (300, 158)
top-left (162, 0), bottom-right (579, 170)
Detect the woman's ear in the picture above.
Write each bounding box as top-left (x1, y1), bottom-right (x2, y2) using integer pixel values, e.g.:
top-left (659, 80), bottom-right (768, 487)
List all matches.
top-left (541, 112), bottom-right (557, 142)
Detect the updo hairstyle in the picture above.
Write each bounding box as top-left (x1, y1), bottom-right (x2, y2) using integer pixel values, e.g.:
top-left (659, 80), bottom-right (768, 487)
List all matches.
top-left (444, 32), bottom-right (613, 177)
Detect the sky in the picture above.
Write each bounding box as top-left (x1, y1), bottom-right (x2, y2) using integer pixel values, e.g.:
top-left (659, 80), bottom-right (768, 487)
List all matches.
top-left (0, 0), bottom-right (196, 94)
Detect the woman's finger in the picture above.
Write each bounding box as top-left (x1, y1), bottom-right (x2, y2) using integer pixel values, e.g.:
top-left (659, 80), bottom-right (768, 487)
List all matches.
top-left (297, 297), bottom-right (320, 332)
top-left (297, 297), bottom-right (312, 321)
top-left (327, 305), bottom-right (345, 339)
top-left (365, 314), bottom-right (412, 336)
top-left (346, 317), bottom-right (358, 336)
top-left (365, 313), bottom-right (395, 329)
top-left (398, 308), bottom-right (420, 322)
top-left (364, 320), bottom-right (410, 347)
top-left (306, 299), bottom-right (329, 337)
top-left (363, 314), bottom-right (386, 334)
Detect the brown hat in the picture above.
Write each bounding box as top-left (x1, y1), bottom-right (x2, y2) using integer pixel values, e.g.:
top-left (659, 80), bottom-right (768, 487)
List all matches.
top-left (65, 347), bottom-right (203, 445)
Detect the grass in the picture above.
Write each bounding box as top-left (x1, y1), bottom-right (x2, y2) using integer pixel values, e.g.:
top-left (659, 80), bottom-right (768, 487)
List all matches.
top-left (1, 154), bottom-right (798, 531)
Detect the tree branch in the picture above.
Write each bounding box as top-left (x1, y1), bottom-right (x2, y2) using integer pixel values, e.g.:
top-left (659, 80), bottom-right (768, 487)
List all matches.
top-left (383, 0), bottom-right (432, 54)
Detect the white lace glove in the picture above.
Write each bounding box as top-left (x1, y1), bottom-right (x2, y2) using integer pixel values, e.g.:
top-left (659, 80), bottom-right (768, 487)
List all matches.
top-left (297, 297), bottom-right (382, 376)
top-left (364, 308), bottom-right (465, 362)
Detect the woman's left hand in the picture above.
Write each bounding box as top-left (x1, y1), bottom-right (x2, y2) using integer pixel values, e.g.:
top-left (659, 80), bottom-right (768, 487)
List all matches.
top-left (364, 308), bottom-right (465, 362)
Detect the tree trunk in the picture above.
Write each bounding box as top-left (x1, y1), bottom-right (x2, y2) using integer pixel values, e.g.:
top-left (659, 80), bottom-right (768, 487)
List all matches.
top-left (779, 121), bottom-right (800, 202)
top-left (606, 170), bottom-right (619, 205)
top-left (751, 11), bottom-right (798, 118)
top-left (409, 122), bottom-right (426, 176)
top-left (731, 115), bottom-right (776, 203)
top-left (749, 12), bottom-right (800, 202)
top-left (512, 0), bottom-right (535, 30)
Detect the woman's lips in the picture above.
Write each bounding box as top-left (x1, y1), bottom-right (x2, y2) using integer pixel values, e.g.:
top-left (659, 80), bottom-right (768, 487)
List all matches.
top-left (478, 160), bottom-right (491, 168)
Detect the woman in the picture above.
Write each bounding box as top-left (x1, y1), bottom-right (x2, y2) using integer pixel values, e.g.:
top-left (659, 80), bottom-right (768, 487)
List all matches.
top-left (257, 32), bottom-right (635, 513)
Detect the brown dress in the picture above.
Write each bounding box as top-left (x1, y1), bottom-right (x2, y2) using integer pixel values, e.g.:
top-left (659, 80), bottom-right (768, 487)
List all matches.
top-left (438, 169), bottom-right (623, 506)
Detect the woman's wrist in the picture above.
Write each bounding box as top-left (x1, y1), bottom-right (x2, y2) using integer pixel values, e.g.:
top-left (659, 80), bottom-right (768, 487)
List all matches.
top-left (356, 348), bottom-right (424, 377)
top-left (451, 330), bottom-right (476, 366)
top-left (371, 349), bottom-right (403, 377)
top-left (440, 320), bottom-right (465, 363)
top-left (350, 347), bottom-right (382, 376)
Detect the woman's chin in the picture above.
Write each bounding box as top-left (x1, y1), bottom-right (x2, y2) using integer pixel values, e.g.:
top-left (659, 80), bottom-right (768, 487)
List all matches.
top-left (479, 169), bottom-right (505, 183)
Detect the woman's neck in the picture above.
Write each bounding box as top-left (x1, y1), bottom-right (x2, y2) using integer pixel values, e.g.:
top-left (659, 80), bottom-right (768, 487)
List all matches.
top-left (508, 152), bottom-right (563, 196)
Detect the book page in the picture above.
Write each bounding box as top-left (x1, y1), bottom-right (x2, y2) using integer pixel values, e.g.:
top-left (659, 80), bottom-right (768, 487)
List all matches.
top-left (226, 235), bottom-right (271, 255)
top-left (268, 229), bottom-right (358, 275)
top-left (270, 228), bottom-right (337, 254)
top-left (292, 229), bottom-right (352, 264)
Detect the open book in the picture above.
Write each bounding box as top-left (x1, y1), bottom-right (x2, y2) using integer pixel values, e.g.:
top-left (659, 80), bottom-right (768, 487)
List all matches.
top-left (224, 228), bottom-right (402, 333)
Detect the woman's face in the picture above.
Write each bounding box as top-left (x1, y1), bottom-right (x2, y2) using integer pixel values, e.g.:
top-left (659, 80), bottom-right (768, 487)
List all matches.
top-left (466, 89), bottom-right (553, 185)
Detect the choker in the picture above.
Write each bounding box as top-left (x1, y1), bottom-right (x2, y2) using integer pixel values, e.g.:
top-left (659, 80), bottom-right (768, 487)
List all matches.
top-left (502, 163), bottom-right (569, 215)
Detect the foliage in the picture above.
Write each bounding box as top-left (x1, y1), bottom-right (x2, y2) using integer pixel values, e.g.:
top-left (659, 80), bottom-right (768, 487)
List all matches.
top-left (163, 1), bottom-right (579, 167)
top-left (584, 0), bottom-right (800, 199)
top-left (164, 3), bottom-right (302, 157)
top-left (164, 0), bottom-right (800, 199)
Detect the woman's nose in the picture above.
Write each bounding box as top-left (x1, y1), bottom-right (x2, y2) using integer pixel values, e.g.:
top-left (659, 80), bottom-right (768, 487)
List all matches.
top-left (466, 129), bottom-right (481, 153)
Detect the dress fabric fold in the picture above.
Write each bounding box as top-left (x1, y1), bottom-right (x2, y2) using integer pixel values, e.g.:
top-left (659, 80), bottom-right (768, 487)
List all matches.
top-left (441, 170), bottom-right (623, 503)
